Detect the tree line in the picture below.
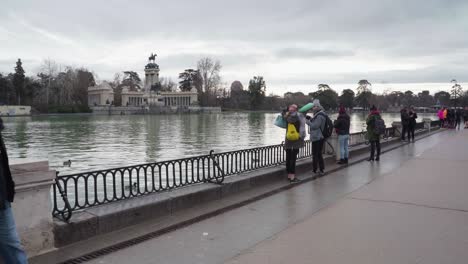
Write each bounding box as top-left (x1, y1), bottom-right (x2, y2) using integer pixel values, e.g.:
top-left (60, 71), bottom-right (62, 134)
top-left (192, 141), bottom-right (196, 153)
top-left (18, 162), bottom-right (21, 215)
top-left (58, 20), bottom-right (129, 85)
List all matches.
top-left (1, 57), bottom-right (466, 112)
top-left (223, 79), bottom-right (468, 111)
top-left (0, 59), bottom-right (95, 113)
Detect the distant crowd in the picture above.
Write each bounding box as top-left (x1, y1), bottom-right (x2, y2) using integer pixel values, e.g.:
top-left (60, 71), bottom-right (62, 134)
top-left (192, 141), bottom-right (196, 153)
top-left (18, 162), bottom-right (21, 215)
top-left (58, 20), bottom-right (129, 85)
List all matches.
top-left (437, 107), bottom-right (468, 130)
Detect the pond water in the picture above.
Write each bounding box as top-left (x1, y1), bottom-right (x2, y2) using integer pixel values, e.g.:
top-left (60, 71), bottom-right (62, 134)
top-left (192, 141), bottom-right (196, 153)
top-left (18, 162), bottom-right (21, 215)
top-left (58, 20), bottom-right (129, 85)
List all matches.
top-left (2, 112), bottom-right (437, 174)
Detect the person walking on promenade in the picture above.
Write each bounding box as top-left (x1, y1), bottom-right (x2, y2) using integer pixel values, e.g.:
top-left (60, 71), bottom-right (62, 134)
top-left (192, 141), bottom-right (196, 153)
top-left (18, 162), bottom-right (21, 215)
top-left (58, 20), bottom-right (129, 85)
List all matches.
top-left (0, 118), bottom-right (29, 264)
top-left (455, 108), bottom-right (462, 130)
top-left (408, 107), bottom-right (418, 142)
top-left (443, 107), bottom-right (448, 127)
top-left (334, 106), bottom-right (350, 165)
top-left (400, 107), bottom-right (410, 141)
top-left (437, 108), bottom-right (444, 128)
top-left (306, 99), bottom-right (327, 175)
top-left (366, 105), bottom-right (382, 162)
top-left (464, 107), bottom-right (468, 129)
top-left (282, 104), bottom-right (305, 183)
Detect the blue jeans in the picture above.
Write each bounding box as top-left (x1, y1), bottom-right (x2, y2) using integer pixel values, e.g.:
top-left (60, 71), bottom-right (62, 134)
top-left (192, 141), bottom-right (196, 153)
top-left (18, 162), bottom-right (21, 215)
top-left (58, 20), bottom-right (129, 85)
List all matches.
top-left (338, 134), bottom-right (349, 159)
top-left (0, 203), bottom-right (28, 264)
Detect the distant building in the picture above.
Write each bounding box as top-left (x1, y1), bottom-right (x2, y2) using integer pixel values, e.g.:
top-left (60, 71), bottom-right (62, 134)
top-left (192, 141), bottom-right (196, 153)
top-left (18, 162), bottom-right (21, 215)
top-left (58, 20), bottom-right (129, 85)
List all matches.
top-left (88, 54), bottom-right (198, 108)
top-left (88, 82), bottom-right (114, 106)
top-left (0, 105), bottom-right (31, 116)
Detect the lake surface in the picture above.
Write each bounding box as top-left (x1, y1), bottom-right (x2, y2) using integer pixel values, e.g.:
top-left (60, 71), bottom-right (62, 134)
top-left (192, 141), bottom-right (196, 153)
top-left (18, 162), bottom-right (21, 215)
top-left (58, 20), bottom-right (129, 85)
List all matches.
top-left (2, 112), bottom-right (437, 174)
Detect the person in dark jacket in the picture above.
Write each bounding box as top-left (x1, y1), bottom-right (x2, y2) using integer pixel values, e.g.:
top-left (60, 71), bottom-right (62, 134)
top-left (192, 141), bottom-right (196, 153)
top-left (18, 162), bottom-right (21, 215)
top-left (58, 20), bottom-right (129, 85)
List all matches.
top-left (464, 107), bottom-right (468, 129)
top-left (366, 105), bottom-right (382, 161)
top-left (282, 104), bottom-right (305, 183)
top-left (400, 107), bottom-right (410, 141)
top-left (305, 99), bottom-right (327, 176)
top-left (455, 108), bottom-right (463, 130)
top-left (0, 118), bottom-right (28, 263)
top-left (408, 107), bottom-right (418, 142)
top-left (334, 106), bottom-right (350, 164)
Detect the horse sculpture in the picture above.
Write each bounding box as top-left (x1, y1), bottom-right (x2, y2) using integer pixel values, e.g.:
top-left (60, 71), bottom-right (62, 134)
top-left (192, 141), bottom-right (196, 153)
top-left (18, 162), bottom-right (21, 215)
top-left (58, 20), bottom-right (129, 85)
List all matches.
top-left (148, 53), bottom-right (157, 62)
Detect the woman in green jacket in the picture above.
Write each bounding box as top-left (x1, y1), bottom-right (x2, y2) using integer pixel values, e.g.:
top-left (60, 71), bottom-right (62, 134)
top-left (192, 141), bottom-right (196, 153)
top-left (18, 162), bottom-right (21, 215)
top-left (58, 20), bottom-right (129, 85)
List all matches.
top-left (366, 105), bottom-right (382, 161)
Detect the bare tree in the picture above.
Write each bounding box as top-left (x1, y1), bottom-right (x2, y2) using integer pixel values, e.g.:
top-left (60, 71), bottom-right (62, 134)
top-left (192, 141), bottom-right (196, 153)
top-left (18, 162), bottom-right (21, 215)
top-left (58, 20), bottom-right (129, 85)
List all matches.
top-left (39, 58), bottom-right (58, 105)
top-left (160, 77), bottom-right (177, 92)
top-left (196, 57), bottom-right (222, 106)
top-left (111, 72), bottom-right (122, 89)
top-left (197, 57), bottom-right (222, 93)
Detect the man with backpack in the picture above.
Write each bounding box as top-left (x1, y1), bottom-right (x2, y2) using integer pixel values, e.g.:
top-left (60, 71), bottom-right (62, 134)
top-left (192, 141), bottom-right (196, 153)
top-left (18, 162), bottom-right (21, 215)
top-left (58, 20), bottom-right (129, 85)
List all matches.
top-left (400, 107), bottom-right (410, 142)
top-left (306, 99), bottom-right (332, 175)
top-left (366, 105), bottom-right (384, 161)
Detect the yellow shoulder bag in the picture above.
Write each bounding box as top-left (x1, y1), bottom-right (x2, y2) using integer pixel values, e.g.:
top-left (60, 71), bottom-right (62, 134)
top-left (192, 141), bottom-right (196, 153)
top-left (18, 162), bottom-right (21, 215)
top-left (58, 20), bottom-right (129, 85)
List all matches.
top-left (286, 123), bottom-right (300, 141)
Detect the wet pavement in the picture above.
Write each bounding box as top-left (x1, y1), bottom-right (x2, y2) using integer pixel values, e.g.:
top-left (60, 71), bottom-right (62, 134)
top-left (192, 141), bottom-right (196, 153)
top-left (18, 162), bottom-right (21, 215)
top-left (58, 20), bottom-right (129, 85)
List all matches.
top-left (85, 129), bottom-right (467, 264)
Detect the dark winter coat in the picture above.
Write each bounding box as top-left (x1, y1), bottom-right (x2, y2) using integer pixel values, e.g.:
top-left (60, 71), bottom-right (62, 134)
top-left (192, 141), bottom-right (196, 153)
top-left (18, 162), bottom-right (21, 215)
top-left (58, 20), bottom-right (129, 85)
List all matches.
top-left (408, 111), bottom-right (418, 128)
top-left (0, 130), bottom-right (15, 210)
top-left (366, 111), bottom-right (382, 141)
top-left (334, 113), bottom-right (350, 135)
top-left (401, 110), bottom-right (410, 126)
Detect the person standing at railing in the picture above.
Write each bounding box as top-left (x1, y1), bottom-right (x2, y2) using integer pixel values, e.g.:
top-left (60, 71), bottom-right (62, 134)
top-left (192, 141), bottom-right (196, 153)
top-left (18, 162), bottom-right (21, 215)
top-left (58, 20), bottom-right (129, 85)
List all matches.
top-left (463, 106), bottom-right (468, 128)
top-left (400, 107), bottom-right (410, 142)
top-left (437, 108), bottom-right (444, 128)
top-left (443, 107), bottom-right (448, 127)
top-left (0, 118), bottom-right (29, 264)
top-left (282, 104), bottom-right (306, 183)
top-left (455, 108), bottom-right (462, 130)
top-left (334, 106), bottom-right (350, 165)
top-left (366, 105), bottom-right (382, 161)
top-left (306, 99), bottom-right (327, 176)
top-left (408, 107), bottom-right (418, 142)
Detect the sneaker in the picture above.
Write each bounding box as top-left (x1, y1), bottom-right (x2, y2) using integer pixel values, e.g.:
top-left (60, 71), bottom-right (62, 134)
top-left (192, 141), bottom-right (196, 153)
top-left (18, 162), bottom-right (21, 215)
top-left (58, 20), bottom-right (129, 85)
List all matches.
top-left (337, 159), bottom-right (345, 164)
top-left (318, 171), bottom-right (325, 176)
top-left (289, 177), bottom-right (301, 183)
top-left (367, 157), bottom-right (374, 161)
top-left (375, 157), bottom-right (380, 161)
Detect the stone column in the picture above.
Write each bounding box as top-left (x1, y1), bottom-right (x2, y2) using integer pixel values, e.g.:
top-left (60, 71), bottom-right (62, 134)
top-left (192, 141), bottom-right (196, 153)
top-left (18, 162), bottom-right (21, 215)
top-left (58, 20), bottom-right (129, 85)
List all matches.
top-left (423, 118), bottom-right (432, 131)
top-left (10, 160), bottom-right (56, 258)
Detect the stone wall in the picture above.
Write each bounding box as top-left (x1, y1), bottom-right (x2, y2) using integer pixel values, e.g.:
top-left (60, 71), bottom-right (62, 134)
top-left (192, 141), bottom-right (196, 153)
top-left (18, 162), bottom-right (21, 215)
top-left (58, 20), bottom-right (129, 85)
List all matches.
top-left (9, 160), bottom-right (56, 258)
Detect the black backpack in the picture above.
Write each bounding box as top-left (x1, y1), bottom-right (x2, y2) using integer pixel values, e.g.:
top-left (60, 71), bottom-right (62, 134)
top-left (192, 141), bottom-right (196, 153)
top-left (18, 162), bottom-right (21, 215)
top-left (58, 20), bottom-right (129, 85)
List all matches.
top-left (374, 118), bottom-right (386, 135)
top-left (317, 112), bottom-right (334, 139)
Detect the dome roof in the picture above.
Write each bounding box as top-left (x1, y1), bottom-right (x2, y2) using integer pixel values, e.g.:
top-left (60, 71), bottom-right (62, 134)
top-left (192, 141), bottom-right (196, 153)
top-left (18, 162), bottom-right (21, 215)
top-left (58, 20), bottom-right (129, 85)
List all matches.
top-left (230, 81), bottom-right (244, 92)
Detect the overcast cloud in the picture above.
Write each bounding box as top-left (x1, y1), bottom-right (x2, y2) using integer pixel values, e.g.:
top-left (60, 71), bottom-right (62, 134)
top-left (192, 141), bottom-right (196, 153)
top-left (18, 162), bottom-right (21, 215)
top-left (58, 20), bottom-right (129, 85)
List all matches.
top-left (1, 0), bottom-right (467, 94)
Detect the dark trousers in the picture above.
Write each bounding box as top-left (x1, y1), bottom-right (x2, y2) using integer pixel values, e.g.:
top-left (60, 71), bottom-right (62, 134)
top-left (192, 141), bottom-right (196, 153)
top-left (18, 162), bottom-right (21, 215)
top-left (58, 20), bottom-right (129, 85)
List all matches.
top-left (401, 125), bottom-right (409, 140)
top-left (285, 149), bottom-right (299, 174)
top-left (408, 125), bottom-right (415, 141)
top-left (370, 139), bottom-right (381, 159)
top-left (312, 139), bottom-right (325, 172)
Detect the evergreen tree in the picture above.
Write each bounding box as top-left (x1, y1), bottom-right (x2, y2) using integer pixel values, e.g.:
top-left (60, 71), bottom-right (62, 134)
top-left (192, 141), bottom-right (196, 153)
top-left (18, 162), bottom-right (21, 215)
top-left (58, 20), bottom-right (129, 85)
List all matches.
top-left (13, 58), bottom-right (25, 104)
top-left (248, 76), bottom-right (266, 110)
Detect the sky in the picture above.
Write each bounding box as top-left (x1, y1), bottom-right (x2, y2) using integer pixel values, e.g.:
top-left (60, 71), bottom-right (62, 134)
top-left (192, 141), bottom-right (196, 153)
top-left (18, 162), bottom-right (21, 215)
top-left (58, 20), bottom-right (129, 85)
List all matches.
top-left (1, 0), bottom-right (467, 95)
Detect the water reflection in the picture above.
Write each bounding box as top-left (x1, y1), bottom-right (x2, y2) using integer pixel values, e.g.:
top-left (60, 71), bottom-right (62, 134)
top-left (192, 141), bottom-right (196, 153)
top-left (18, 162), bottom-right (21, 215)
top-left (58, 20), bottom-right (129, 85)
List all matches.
top-left (2, 112), bottom-right (436, 174)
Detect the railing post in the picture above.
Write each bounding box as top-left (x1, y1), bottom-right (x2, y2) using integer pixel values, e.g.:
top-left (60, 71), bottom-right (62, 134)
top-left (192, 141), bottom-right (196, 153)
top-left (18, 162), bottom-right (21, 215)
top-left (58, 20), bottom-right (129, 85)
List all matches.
top-left (423, 118), bottom-right (432, 132)
top-left (329, 133), bottom-right (339, 160)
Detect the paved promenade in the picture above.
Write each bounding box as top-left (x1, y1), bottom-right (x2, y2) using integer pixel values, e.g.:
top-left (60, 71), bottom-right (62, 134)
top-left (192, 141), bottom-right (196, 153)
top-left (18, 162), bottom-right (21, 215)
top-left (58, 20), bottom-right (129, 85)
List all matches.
top-left (82, 129), bottom-right (467, 264)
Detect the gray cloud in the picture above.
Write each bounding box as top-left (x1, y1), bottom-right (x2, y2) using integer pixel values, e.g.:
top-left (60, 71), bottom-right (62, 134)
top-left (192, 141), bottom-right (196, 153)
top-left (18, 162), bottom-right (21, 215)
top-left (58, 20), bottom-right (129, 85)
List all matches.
top-left (1, 0), bottom-right (467, 92)
top-left (275, 48), bottom-right (354, 59)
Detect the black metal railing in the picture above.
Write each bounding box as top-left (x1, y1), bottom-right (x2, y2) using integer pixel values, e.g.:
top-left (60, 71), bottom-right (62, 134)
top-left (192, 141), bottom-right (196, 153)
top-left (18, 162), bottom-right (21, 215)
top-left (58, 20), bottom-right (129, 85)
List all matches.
top-left (51, 140), bottom-right (317, 219)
